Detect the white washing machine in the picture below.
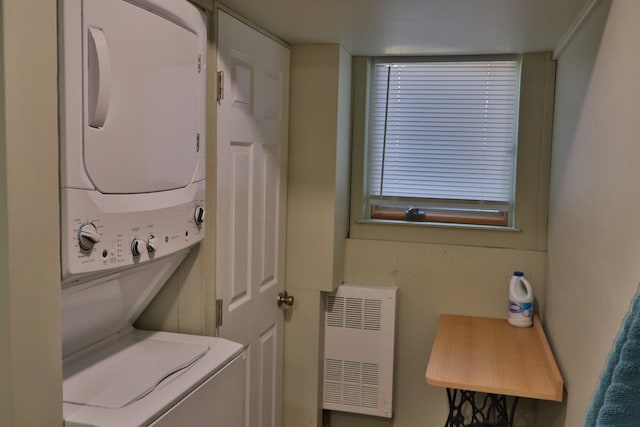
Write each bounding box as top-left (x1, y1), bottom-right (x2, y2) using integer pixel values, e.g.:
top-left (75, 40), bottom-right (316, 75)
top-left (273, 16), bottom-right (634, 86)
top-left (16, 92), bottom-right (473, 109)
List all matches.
top-left (58, 1), bottom-right (245, 426)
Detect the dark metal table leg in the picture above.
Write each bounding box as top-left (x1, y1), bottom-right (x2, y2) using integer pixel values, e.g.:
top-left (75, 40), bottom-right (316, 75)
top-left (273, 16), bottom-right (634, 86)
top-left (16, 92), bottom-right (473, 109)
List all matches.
top-left (443, 388), bottom-right (520, 427)
top-left (445, 388), bottom-right (466, 427)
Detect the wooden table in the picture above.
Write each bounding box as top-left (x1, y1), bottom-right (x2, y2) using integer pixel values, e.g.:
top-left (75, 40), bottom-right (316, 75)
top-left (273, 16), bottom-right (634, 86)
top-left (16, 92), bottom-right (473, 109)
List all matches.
top-left (425, 315), bottom-right (563, 426)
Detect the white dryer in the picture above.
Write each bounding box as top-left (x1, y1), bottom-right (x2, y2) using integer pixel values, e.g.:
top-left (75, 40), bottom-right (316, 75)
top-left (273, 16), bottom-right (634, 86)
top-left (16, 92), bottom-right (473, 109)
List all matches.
top-left (58, 1), bottom-right (245, 426)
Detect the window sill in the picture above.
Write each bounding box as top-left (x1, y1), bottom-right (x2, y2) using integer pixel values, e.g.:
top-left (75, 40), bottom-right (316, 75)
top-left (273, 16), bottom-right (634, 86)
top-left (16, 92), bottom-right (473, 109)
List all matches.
top-left (370, 205), bottom-right (510, 227)
top-left (356, 218), bottom-right (522, 233)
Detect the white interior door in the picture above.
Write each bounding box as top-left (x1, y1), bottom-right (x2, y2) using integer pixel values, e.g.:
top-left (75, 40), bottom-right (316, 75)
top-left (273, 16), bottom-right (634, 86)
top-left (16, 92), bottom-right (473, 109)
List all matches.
top-left (216, 10), bottom-right (289, 427)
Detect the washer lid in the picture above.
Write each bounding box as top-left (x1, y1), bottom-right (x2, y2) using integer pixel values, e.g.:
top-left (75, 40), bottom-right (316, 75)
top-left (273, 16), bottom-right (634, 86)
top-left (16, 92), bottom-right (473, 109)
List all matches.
top-left (63, 334), bottom-right (209, 409)
top-left (82, 0), bottom-right (202, 194)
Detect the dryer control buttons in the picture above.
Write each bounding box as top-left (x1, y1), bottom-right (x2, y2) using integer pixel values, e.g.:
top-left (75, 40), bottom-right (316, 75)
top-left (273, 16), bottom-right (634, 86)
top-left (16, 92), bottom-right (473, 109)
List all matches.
top-left (77, 222), bottom-right (101, 251)
top-left (194, 205), bottom-right (205, 225)
top-left (146, 235), bottom-right (157, 253)
top-left (131, 238), bottom-right (146, 257)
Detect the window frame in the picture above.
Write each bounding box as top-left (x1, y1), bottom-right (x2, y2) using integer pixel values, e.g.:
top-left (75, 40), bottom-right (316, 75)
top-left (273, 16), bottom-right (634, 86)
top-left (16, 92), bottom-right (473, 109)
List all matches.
top-left (349, 53), bottom-right (556, 250)
top-left (365, 55), bottom-right (522, 228)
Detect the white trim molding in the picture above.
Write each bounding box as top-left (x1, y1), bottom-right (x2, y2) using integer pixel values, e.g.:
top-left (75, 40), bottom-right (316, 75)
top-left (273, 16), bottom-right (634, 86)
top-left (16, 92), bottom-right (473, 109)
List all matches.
top-left (553, 0), bottom-right (602, 59)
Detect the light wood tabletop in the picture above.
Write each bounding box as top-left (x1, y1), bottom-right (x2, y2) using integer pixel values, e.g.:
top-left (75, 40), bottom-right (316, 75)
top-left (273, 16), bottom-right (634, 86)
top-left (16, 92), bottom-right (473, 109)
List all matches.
top-left (425, 314), bottom-right (563, 401)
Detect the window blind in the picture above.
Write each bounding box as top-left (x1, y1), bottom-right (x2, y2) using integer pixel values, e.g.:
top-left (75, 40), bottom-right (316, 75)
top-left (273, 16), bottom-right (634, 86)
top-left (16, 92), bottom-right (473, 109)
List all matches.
top-left (368, 59), bottom-right (520, 209)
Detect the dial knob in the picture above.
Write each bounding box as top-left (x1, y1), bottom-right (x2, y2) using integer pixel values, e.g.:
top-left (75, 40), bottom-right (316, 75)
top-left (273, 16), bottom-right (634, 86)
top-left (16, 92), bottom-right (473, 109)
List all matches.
top-left (77, 222), bottom-right (100, 251)
top-left (131, 238), bottom-right (145, 257)
top-left (194, 205), bottom-right (205, 225)
top-left (146, 235), bottom-right (157, 253)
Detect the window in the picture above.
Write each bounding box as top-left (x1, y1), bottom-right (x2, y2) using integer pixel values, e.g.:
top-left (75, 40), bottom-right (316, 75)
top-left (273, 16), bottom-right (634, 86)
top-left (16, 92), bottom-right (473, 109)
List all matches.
top-left (366, 56), bottom-right (521, 227)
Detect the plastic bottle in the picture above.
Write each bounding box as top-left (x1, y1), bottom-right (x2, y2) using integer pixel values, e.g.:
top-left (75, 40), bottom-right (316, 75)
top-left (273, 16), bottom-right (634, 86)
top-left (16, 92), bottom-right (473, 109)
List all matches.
top-left (508, 271), bottom-right (534, 327)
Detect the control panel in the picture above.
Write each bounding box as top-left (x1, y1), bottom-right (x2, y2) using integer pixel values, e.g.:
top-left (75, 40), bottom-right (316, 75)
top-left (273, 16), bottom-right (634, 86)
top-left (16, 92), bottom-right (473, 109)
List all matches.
top-left (61, 182), bottom-right (206, 285)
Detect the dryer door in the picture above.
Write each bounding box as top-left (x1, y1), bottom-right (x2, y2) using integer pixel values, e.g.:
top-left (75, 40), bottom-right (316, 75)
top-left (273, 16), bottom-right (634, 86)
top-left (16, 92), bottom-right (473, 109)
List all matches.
top-left (82, 0), bottom-right (203, 194)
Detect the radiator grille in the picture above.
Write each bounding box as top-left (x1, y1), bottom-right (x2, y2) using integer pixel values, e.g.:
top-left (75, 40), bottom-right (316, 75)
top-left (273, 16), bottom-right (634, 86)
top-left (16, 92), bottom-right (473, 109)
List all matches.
top-left (324, 359), bottom-right (381, 409)
top-left (326, 296), bottom-right (383, 331)
top-left (323, 284), bottom-right (397, 418)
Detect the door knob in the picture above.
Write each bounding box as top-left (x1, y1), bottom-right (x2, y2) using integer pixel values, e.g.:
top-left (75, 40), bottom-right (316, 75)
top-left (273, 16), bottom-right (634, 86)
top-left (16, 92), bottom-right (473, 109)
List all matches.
top-left (277, 291), bottom-right (294, 308)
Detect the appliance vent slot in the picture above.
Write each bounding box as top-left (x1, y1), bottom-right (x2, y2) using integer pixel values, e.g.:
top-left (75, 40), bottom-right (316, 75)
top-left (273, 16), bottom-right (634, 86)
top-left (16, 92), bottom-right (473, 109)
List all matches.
top-left (324, 382), bottom-right (342, 404)
top-left (362, 386), bottom-right (379, 409)
top-left (362, 362), bottom-right (379, 385)
top-left (343, 360), bottom-right (361, 383)
top-left (343, 384), bottom-right (361, 406)
top-left (325, 358), bottom-right (342, 381)
top-left (326, 296), bottom-right (345, 327)
top-left (364, 299), bottom-right (382, 331)
top-left (323, 284), bottom-right (397, 418)
top-left (345, 297), bottom-right (363, 329)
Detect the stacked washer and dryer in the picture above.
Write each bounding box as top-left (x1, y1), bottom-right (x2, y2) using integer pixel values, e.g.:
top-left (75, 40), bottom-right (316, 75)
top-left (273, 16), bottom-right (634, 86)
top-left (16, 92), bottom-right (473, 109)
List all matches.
top-left (59, 0), bottom-right (245, 425)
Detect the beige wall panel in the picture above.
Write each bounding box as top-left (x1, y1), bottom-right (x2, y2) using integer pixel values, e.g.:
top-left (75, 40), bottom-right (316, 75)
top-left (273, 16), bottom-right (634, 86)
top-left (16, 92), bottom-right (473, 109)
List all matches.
top-left (284, 44), bottom-right (352, 427)
top-left (201, 8), bottom-right (218, 337)
top-left (544, 1), bottom-right (640, 426)
top-left (515, 52), bottom-right (556, 252)
top-left (283, 287), bottom-right (324, 427)
top-left (136, 250), bottom-right (202, 335)
top-left (177, 247), bottom-right (204, 334)
top-left (287, 44), bottom-right (345, 292)
top-left (331, 47), bottom-right (353, 290)
top-left (2, 0), bottom-right (62, 425)
top-left (136, 273), bottom-right (180, 333)
top-left (0, 2), bottom-right (10, 423)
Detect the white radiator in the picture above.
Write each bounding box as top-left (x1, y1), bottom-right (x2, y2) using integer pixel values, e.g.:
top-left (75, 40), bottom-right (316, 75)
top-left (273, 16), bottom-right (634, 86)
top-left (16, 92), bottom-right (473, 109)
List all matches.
top-left (322, 284), bottom-right (398, 418)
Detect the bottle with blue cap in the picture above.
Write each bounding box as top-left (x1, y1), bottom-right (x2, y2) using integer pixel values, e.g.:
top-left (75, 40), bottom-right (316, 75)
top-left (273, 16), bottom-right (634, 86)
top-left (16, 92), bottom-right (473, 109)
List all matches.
top-left (508, 271), bottom-right (534, 327)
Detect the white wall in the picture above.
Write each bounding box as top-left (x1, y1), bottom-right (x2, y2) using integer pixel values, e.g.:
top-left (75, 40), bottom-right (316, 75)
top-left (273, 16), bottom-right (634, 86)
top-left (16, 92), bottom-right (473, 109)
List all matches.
top-left (544, 1), bottom-right (640, 426)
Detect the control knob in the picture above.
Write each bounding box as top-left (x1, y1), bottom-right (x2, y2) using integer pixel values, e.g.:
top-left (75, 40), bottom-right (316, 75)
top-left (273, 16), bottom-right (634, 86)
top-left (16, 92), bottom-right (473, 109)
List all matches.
top-left (131, 238), bottom-right (146, 257)
top-left (77, 222), bottom-right (100, 251)
top-left (194, 205), bottom-right (205, 225)
top-left (146, 235), bottom-right (157, 253)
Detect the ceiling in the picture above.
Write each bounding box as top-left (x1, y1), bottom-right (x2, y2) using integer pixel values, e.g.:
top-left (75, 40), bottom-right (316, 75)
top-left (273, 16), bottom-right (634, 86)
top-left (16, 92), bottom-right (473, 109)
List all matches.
top-left (218, 0), bottom-right (590, 56)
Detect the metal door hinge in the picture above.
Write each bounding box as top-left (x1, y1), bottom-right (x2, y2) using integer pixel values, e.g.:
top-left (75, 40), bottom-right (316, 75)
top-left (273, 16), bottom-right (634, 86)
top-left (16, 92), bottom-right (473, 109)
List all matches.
top-left (216, 299), bottom-right (223, 328)
top-left (196, 133), bottom-right (200, 152)
top-left (216, 71), bottom-right (224, 102)
top-left (197, 55), bottom-right (202, 73)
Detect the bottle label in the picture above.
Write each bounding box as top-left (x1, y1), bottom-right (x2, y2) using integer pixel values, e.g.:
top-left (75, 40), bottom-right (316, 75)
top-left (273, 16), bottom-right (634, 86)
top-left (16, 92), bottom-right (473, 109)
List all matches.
top-left (509, 301), bottom-right (533, 318)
